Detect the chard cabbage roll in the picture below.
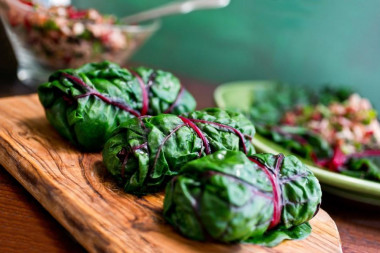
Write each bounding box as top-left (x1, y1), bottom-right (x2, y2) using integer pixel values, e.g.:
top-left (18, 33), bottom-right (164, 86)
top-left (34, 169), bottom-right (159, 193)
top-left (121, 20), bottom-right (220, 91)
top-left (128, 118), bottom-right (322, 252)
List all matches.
top-left (38, 61), bottom-right (196, 151)
top-left (102, 108), bottom-right (256, 195)
top-left (164, 150), bottom-right (321, 247)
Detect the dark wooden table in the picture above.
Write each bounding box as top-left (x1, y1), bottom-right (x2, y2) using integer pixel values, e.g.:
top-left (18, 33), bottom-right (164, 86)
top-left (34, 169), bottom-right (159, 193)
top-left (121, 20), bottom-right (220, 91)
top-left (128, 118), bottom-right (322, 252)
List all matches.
top-left (1, 77), bottom-right (380, 253)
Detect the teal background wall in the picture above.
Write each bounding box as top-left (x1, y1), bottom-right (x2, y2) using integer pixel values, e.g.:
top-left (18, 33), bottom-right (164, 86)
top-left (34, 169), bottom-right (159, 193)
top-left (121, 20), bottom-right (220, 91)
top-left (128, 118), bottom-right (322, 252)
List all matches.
top-left (68, 1), bottom-right (380, 109)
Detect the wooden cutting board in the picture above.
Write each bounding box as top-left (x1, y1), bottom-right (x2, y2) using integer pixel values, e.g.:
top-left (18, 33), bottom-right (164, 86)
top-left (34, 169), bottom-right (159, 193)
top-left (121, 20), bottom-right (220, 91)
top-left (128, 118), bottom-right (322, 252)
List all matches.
top-left (0, 94), bottom-right (342, 253)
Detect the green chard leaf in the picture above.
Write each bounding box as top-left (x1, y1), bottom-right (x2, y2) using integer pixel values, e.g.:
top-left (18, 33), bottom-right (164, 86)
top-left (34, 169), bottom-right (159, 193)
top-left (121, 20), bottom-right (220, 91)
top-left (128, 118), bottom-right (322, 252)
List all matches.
top-left (342, 155), bottom-right (380, 181)
top-left (257, 125), bottom-right (333, 160)
top-left (249, 84), bottom-right (353, 127)
top-left (163, 150), bottom-right (321, 246)
top-left (318, 86), bottom-right (353, 105)
top-left (249, 84), bottom-right (313, 125)
top-left (102, 108), bottom-right (256, 195)
top-left (38, 61), bottom-right (196, 151)
top-left (245, 222), bottom-right (311, 247)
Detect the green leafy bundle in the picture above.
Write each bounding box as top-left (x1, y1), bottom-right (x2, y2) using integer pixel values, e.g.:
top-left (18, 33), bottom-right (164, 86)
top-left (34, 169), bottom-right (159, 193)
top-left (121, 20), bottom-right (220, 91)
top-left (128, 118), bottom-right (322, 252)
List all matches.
top-left (164, 150), bottom-right (321, 246)
top-left (102, 108), bottom-right (256, 195)
top-left (38, 61), bottom-right (196, 151)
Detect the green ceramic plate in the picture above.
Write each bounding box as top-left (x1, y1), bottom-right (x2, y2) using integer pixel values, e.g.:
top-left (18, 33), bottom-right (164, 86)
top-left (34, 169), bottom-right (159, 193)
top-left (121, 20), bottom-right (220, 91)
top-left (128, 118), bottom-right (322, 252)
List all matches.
top-left (214, 81), bottom-right (380, 206)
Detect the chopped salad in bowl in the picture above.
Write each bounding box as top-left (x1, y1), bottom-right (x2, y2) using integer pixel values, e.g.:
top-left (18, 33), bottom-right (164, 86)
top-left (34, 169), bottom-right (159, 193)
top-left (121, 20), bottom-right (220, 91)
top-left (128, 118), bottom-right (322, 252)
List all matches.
top-left (248, 84), bottom-right (380, 182)
top-left (282, 93), bottom-right (380, 155)
top-left (0, 0), bottom-right (159, 83)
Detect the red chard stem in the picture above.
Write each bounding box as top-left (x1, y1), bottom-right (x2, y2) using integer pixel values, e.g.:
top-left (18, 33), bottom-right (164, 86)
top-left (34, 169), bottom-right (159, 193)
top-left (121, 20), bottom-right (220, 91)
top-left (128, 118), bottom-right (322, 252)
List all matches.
top-left (178, 116), bottom-right (211, 154)
top-left (187, 119), bottom-right (249, 154)
top-left (128, 70), bottom-right (149, 116)
top-left (61, 73), bottom-right (141, 117)
top-left (249, 155), bottom-right (283, 230)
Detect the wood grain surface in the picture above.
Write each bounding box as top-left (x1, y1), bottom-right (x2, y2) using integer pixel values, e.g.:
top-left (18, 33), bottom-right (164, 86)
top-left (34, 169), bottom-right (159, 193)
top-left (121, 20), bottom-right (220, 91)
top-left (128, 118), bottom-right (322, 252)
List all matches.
top-left (0, 94), bottom-right (341, 253)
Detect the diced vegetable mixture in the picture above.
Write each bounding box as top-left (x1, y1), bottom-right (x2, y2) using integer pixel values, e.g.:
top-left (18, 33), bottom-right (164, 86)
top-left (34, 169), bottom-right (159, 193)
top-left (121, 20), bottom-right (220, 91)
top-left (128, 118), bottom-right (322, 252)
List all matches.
top-left (249, 84), bottom-right (380, 181)
top-left (6, 0), bottom-right (147, 68)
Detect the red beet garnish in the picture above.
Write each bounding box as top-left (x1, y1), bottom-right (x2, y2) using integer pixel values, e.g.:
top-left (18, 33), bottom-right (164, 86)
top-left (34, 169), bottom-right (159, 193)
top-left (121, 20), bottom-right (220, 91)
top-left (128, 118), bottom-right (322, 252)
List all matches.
top-left (327, 146), bottom-right (347, 172)
top-left (67, 6), bottom-right (87, 20)
top-left (19, 0), bottom-right (33, 7)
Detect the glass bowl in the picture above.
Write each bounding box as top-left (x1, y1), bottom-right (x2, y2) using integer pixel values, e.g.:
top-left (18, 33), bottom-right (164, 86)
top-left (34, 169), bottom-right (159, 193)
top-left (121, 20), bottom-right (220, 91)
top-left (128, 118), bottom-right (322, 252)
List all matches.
top-left (0, 0), bottom-right (160, 85)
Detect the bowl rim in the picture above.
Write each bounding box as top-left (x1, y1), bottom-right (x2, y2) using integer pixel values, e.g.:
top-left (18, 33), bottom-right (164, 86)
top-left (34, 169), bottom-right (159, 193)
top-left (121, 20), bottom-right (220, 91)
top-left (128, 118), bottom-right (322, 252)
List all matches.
top-left (2, 0), bottom-right (161, 33)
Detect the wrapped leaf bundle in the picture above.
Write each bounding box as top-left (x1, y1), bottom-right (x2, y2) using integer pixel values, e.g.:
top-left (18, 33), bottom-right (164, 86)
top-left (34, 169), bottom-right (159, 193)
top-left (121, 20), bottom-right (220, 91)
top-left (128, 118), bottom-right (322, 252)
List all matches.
top-left (38, 61), bottom-right (196, 151)
top-left (163, 150), bottom-right (321, 247)
top-left (102, 108), bottom-right (256, 195)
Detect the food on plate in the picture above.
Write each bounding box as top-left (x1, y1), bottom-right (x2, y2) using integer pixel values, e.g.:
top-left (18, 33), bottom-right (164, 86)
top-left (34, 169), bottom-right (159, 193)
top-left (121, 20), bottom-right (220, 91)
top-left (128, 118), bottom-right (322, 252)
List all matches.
top-left (38, 61), bottom-right (196, 151)
top-left (163, 150), bottom-right (321, 246)
top-left (249, 84), bottom-right (380, 181)
top-left (102, 108), bottom-right (256, 195)
top-left (5, 0), bottom-right (151, 68)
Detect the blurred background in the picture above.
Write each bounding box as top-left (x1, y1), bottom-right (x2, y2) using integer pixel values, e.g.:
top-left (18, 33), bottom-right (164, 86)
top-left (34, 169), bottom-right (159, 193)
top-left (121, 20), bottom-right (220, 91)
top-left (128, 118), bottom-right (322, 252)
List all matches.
top-left (1, 2), bottom-right (380, 251)
top-left (1, 0), bottom-right (380, 109)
